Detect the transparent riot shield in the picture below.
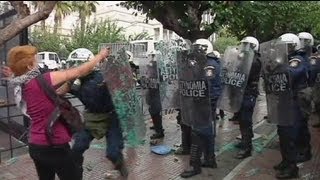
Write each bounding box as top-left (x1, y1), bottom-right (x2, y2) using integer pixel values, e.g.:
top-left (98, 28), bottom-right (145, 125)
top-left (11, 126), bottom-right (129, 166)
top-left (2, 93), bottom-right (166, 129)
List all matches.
top-left (217, 46), bottom-right (255, 113)
top-left (138, 54), bottom-right (161, 117)
top-left (155, 41), bottom-right (180, 116)
top-left (99, 44), bottom-right (146, 147)
top-left (260, 40), bottom-right (295, 126)
top-left (177, 49), bottom-right (212, 130)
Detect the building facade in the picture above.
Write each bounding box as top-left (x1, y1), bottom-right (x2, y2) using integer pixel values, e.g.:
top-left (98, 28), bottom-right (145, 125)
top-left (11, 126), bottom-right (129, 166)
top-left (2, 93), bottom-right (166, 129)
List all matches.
top-left (29, 1), bottom-right (181, 41)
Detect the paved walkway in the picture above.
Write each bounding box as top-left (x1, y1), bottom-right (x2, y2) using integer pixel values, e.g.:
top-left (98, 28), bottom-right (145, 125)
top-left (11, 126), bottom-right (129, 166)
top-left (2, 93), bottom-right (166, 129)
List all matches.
top-left (1, 94), bottom-right (319, 180)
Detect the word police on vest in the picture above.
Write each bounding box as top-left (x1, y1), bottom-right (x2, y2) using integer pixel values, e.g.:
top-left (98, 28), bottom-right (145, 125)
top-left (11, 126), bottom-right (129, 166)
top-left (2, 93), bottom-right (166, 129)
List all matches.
top-left (160, 65), bottom-right (178, 82)
top-left (265, 73), bottom-right (289, 93)
top-left (140, 77), bottom-right (158, 89)
top-left (222, 71), bottom-right (246, 88)
top-left (180, 81), bottom-right (207, 97)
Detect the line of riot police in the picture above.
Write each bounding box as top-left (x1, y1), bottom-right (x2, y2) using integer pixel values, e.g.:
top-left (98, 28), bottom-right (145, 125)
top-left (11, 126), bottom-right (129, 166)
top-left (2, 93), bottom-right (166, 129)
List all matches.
top-left (95, 34), bottom-right (320, 179)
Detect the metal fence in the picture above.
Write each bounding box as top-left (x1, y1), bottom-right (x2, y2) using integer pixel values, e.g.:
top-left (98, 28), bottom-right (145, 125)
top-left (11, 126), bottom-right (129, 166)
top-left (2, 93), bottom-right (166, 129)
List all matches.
top-left (0, 9), bottom-right (29, 163)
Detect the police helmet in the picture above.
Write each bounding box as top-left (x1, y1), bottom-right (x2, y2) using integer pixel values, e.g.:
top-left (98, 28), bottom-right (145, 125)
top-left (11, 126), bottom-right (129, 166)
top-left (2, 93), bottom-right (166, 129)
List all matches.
top-left (193, 39), bottom-right (214, 55)
top-left (240, 36), bottom-right (259, 52)
top-left (212, 50), bottom-right (221, 58)
top-left (279, 33), bottom-right (302, 51)
top-left (297, 32), bottom-right (314, 46)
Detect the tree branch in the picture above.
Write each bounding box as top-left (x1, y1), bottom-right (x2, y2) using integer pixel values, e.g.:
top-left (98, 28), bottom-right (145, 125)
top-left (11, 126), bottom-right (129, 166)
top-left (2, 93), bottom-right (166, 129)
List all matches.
top-left (10, 1), bottom-right (30, 18)
top-left (0, 1), bottom-right (57, 46)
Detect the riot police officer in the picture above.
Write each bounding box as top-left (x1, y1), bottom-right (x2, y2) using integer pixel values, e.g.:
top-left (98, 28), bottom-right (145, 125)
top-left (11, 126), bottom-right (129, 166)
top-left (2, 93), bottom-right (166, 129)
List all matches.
top-left (295, 32), bottom-right (313, 163)
top-left (58, 64), bottom-right (128, 178)
top-left (180, 39), bottom-right (222, 178)
top-left (271, 33), bottom-right (307, 179)
top-left (141, 52), bottom-right (165, 139)
top-left (310, 44), bottom-right (320, 128)
top-left (235, 36), bottom-right (262, 159)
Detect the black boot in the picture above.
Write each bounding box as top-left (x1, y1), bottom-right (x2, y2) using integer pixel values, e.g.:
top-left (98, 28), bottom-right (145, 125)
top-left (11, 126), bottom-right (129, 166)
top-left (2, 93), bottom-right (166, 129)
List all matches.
top-left (220, 109), bottom-right (225, 119)
top-left (275, 164), bottom-right (299, 179)
top-left (236, 148), bottom-right (252, 159)
top-left (296, 148), bottom-right (312, 163)
top-left (180, 132), bottom-right (202, 178)
top-left (273, 160), bottom-right (289, 171)
top-left (234, 141), bottom-right (244, 149)
top-left (180, 166), bottom-right (201, 178)
top-left (229, 112), bottom-right (240, 121)
top-left (150, 114), bottom-right (165, 139)
top-left (201, 153), bottom-right (217, 168)
top-left (236, 134), bottom-right (252, 159)
top-left (201, 134), bottom-right (217, 168)
top-left (236, 123), bottom-right (252, 159)
top-left (150, 132), bottom-right (164, 139)
top-left (175, 124), bottom-right (191, 155)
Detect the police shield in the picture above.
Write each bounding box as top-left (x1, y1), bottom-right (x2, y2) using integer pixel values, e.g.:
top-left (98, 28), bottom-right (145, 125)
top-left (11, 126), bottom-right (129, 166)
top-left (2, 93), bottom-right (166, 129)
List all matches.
top-left (100, 45), bottom-right (145, 147)
top-left (310, 55), bottom-right (320, 87)
top-left (177, 49), bottom-right (212, 130)
top-left (217, 46), bottom-right (255, 113)
top-left (260, 40), bottom-right (295, 126)
top-left (138, 53), bottom-right (161, 117)
top-left (309, 55), bottom-right (320, 105)
top-left (156, 41), bottom-right (180, 116)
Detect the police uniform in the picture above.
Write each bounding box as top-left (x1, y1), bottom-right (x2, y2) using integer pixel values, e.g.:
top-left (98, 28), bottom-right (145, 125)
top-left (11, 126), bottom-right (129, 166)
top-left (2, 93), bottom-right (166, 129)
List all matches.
top-left (273, 54), bottom-right (307, 178)
top-left (147, 86), bottom-right (165, 139)
top-left (236, 53), bottom-right (262, 159)
top-left (70, 71), bottom-right (127, 178)
top-left (309, 53), bottom-right (320, 128)
top-left (294, 51), bottom-right (312, 163)
top-left (180, 53), bottom-right (222, 178)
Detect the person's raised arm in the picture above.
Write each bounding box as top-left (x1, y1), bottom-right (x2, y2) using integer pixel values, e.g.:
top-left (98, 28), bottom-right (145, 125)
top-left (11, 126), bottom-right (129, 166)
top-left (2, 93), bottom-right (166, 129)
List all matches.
top-left (50, 48), bottom-right (110, 86)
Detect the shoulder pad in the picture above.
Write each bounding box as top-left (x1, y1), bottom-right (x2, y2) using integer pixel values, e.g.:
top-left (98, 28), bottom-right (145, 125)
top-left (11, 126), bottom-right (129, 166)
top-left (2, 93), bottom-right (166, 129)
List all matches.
top-left (74, 79), bottom-right (81, 85)
top-left (310, 56), bottom-right (317, 65)
top-left (204, 65), bottom-right (215, 70)
top-left (204, 65), bottom-right (216, 77)
top-left (289, 58), bottom-right (300, 68)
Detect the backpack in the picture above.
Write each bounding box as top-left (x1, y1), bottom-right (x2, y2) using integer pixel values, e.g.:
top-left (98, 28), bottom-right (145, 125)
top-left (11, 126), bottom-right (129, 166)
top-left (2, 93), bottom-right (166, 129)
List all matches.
top-left (36, 74), bottom-right (84, 145)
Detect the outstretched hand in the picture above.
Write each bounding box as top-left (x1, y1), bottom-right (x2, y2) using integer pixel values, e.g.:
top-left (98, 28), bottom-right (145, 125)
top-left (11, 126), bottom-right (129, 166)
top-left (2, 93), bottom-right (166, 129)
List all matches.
top-left (99, 47), bottom-right (111, 61)
top-left (1, 66), bottom-right (13, 77)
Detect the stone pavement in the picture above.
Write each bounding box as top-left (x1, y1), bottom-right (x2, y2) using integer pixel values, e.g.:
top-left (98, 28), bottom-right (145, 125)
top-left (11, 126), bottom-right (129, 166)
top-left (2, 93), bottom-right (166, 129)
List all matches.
top-left (0, 94), bottom-right (319, 180)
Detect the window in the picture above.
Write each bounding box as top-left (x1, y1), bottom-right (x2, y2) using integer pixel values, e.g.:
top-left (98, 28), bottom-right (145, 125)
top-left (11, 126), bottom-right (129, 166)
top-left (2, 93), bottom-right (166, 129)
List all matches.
top-left (49, 54), bottom-right (55, 61)
top-left (54, 54), bottom-right (59, 63)
top-left (38, 54), bottom-right (45, 60)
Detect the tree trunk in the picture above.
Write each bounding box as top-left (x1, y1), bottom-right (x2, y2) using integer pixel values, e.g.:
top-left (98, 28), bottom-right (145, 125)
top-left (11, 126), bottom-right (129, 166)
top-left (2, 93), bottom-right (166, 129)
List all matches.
top-left (41, 20), bottom-right (46, 32)
top-left (53, 13), bottom-right (61, 34)
top-left (80, 11), bottom-right (86, 31)
top-left (0, 1), bottom-right (57, 46)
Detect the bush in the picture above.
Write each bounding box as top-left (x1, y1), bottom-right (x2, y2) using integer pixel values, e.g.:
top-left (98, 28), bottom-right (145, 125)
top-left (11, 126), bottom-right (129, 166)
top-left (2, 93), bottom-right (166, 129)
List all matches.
top-left (213, 36), bottom-right (240, 54)
top-left (66, 19), bottom-right (127, 54)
